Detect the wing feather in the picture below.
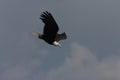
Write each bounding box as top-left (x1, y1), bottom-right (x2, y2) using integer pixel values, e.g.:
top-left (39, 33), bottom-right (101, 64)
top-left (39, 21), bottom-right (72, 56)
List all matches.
top-left (40, 11), bottom-right (59, 35)
top-left (40, 11), bottom-right (59, 43)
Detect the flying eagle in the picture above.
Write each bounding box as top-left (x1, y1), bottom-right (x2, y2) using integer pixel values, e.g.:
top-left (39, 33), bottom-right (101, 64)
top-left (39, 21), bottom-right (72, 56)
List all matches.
top-left (33, 11), bottom-right (67, 48)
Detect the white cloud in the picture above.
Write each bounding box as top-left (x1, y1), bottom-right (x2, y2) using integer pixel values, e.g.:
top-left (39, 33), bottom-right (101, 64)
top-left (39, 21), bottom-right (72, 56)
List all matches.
top-left (38, 42), bottom-right (120, 80)
top-left (0, 50), bottom-right (45, 80)
top-left (1, 42), bottom-right (120, 80)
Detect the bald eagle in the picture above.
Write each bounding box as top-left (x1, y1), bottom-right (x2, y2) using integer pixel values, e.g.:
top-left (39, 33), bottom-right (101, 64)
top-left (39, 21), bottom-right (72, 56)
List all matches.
top-left (33, 11), bottom-right (67, 48)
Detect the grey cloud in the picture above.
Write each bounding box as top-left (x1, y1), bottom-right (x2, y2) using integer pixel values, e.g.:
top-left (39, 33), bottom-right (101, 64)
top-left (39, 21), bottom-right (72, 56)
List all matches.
top-left (42, 43), bottom-right (120, 80)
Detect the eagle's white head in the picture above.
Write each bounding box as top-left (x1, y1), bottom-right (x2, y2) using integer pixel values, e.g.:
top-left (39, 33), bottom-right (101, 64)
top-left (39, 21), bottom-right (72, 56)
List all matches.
top-left (53, 41), bottom-right (62, 48)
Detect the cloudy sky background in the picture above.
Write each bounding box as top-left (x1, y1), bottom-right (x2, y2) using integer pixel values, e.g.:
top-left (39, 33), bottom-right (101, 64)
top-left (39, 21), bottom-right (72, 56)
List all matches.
top-left (0, 0), bottom-right (120, 80)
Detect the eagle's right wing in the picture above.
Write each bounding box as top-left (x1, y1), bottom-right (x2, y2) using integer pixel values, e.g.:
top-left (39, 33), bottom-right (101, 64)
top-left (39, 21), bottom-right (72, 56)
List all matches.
top-left (40, 11), bottom-right (59, 36)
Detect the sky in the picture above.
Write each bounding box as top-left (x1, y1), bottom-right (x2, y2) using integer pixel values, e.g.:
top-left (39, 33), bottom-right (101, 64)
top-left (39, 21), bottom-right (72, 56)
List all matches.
top-left (0, 0), bottom-right (120, 80)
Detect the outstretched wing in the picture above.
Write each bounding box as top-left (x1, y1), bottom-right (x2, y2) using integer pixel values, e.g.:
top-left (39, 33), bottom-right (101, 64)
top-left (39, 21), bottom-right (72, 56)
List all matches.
top-left (40, 11), bottom-right (59, 39)
top-left (55, 32), bottom-right (67, 42)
